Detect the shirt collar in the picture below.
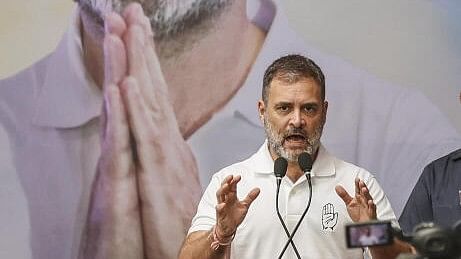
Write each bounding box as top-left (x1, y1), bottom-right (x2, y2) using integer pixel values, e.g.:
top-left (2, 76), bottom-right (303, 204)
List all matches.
top-left (32, 6), bottom-right (102, 128)
top-left (250, 140), bottom-right (337, 178)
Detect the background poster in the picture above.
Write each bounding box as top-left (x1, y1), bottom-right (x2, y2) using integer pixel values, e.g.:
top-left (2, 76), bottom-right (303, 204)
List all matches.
top-left (0, 0), bottom-right (460, 258)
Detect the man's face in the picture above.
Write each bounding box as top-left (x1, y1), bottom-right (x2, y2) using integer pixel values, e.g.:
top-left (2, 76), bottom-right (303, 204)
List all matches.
top-left (258, 77), bottom-right (327, 162)
top-left (78, 0), bottom-right (232, 40)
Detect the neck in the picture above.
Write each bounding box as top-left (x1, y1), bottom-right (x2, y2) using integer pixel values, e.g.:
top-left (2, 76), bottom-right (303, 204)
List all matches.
top-left (79, 2), bottom-right (266, 139)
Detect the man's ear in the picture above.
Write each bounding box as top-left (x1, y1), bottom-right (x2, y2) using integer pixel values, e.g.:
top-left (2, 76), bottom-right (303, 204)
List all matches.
top-left (257, 100), bottom-right (265, 123)
top-left (322, 101), bottom-right (328, 123)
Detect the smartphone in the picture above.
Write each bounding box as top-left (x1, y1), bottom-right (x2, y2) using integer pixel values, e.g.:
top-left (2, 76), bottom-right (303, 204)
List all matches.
top-left (345, 220), bottom-right (394, 248)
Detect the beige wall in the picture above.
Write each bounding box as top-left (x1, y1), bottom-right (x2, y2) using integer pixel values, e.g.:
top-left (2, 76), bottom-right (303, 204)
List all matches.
top-left (0, 1), bottom-right (74, 79)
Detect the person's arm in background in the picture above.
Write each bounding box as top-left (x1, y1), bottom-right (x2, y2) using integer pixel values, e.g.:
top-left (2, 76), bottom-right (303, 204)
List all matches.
top-left (399, 164), bottom-right (434, 235)
top-left (179, 175), bottom-right (260, 259)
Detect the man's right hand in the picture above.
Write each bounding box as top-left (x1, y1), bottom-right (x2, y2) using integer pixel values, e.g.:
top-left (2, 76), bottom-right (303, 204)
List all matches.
top-left (215, 175), bottom-right (260, 238)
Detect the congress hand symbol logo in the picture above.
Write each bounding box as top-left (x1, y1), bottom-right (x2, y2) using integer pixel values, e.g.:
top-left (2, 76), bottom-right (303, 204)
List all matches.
top-left (322, 203), bottom-right (338, 231)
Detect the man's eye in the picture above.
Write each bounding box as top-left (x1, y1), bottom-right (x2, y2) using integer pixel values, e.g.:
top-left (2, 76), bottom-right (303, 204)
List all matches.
top-left (278, 106), bottom-right (289, 112)
top-left (304, 106), bottom-right (316, 113)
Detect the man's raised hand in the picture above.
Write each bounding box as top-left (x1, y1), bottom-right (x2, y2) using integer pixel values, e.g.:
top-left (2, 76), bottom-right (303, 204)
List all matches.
top-left (215, 175), bottom-right (260, 239)
top-left (335, 178), bottom-right (377, 223)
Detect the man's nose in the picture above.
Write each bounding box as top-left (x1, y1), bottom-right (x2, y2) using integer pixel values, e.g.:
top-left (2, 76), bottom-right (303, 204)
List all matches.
top-left (289, 110), bottom-right (305, 128)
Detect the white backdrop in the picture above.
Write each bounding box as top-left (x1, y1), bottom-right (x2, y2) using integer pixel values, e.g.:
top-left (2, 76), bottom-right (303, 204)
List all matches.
top-left (1, 0), bottom-right (460, 130)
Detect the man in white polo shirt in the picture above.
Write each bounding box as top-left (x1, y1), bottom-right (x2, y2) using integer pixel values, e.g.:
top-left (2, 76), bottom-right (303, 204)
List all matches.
top-left (179, 55), bottom-right (412, 258)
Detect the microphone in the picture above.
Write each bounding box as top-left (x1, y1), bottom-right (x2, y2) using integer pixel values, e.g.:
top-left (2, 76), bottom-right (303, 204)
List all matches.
top-left (274, 157), bottom-right (288, 184)
top-left (298, 152), bottom-right (313, 183)
top-left (298, 152), bottom-right (313, 173)
top-left (274, 157), bottom-right (301, 259)
top-left (278, 152), bottom-right (314, 259)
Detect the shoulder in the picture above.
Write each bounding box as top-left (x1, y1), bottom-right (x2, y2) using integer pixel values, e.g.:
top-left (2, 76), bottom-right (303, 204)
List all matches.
top-left (419, 148), bottom-right (461, 181)
top-left (427, 148), bottom-right (461, 168)
top-left (333, 154), bottom-right (375, 181)
top-left (211, 158), bottom-right (256, 182)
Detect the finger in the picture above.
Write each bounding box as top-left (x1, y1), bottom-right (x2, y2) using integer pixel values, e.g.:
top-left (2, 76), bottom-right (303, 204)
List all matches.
top-left (119, 75), bottom-right (164, 170)
top-left (103, 34), bottom-right (127, 86)
top-left (123, 25), bottom-right (157, 109)
top-left (123, 3), bottom-right (170, 108)
top-left (229, 175), bottom-right (242, 192)
top-left (217, 175), bottom-right (234, 201)
top-left (104, 12), bottom-right (127, 37)
top-left (105, 85), bottom-right (129, 145)
top-left (368, 200), bottom-right (377, 219)
top-left (360, 181), bottom-right (373, 202)
top-left (354, 178), bottom-right (360, 196)
top-left (215, 175), bottom-right (233, 202)
top-left (102, 34), bottom-right (127, 139)
top-left (122, 3), bottom-right (165, 106)
top-left (122, 3), bottom-right (152, 39)
top-left (216, 183), bottom-right (231, 203)
top-left (242, 188), bottom-right (261, 207)
top-left (104, 85), bottom-right (131, 176)
top-left (220, 175), bottom-right (234, 187)
top-left (335, 185), bottom-right (352, 205)
top-left (225, 175), bottom-right (242, 202)
top-left (122, 3), bottom-right (161, 81)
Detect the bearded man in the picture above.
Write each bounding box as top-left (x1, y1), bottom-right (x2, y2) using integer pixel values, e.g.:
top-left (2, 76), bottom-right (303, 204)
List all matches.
top-left (179, 55), bottom-right (412, 259)
top-left (1, 0), bottom-right (460, 258)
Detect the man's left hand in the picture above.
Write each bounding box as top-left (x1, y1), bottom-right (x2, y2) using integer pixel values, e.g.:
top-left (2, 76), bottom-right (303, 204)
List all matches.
top-left (335, 178), bottom-right (377, 222)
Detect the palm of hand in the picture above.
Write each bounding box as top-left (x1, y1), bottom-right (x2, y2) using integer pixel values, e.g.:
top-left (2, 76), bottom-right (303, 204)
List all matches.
top-left (217, 193), bottom-right (250, 237)
top-left (346, 197), bottom-right (372, 222)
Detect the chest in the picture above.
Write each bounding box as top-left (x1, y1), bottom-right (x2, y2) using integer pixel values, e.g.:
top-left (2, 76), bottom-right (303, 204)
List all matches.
top-left (231, 175), bottom-right (362, 258)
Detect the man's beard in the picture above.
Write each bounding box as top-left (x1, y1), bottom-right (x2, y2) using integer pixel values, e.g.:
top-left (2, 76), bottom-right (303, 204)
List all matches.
top-left (78, 0), bottom-right (232, 56)
top-left (264, 116), bottom-right (323, 162)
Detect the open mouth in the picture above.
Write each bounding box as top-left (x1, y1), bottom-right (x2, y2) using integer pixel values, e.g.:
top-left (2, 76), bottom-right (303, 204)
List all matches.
top-left (284, 134), bottom-right (307, 145)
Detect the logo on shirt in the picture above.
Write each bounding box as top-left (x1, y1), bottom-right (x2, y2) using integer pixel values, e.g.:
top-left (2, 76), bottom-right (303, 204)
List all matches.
top-left (321, 203), bottom-right (338, 231)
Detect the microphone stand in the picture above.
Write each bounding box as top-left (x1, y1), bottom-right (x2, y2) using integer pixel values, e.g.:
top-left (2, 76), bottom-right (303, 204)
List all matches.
top-left (278, 173), bottom-right (313, 259)
top-left (276, 177), bottom-right (301, 259)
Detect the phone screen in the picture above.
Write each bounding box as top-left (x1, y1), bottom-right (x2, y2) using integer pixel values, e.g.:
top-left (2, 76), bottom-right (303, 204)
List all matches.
top-left (346, 221), bottom-right (393, 248)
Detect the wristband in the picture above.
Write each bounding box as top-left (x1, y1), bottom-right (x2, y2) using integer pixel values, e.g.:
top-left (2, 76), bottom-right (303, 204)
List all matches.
top-left (208, 225), bottom-right (236, 250)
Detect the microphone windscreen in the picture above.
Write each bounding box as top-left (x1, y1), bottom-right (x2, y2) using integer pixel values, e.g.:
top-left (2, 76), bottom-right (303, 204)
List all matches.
top-left (274, 157), bottom-right (288, 178)
top-left (298, 152), bottom-right (313, 172)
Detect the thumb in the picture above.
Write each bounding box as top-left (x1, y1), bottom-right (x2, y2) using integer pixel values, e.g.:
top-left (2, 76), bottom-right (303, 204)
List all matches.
top-left (335, 185), bottom-right (352, 205)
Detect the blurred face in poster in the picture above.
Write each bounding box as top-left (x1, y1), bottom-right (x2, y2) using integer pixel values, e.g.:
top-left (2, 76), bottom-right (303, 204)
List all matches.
top-left (260, 77), bottom-right (328, 162)
top-left (77, 0), bottom-right (234, 55)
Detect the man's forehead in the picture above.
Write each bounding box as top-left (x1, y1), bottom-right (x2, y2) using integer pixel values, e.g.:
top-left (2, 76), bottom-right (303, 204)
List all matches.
top-left (269, 78), bottom-right (321, 95)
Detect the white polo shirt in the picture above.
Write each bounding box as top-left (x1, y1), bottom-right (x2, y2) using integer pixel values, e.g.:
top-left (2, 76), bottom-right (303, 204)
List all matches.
top-left (189, 141), bottom-right (396, 259)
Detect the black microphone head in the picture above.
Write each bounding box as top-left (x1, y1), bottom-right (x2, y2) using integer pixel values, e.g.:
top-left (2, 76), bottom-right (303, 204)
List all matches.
top-left (298, 152), bottom-right (313, 172)
top-left (274, 157), bottom-right (288, 178)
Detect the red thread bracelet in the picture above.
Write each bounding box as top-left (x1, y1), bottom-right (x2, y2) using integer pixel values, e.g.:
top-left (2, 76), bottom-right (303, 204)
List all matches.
top-left (209, 226), bottom-right (236, 250)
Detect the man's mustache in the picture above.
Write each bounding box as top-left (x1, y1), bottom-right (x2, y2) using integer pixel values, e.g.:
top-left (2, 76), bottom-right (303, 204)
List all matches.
top-left (282, 128), bottom-right (308, 140)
